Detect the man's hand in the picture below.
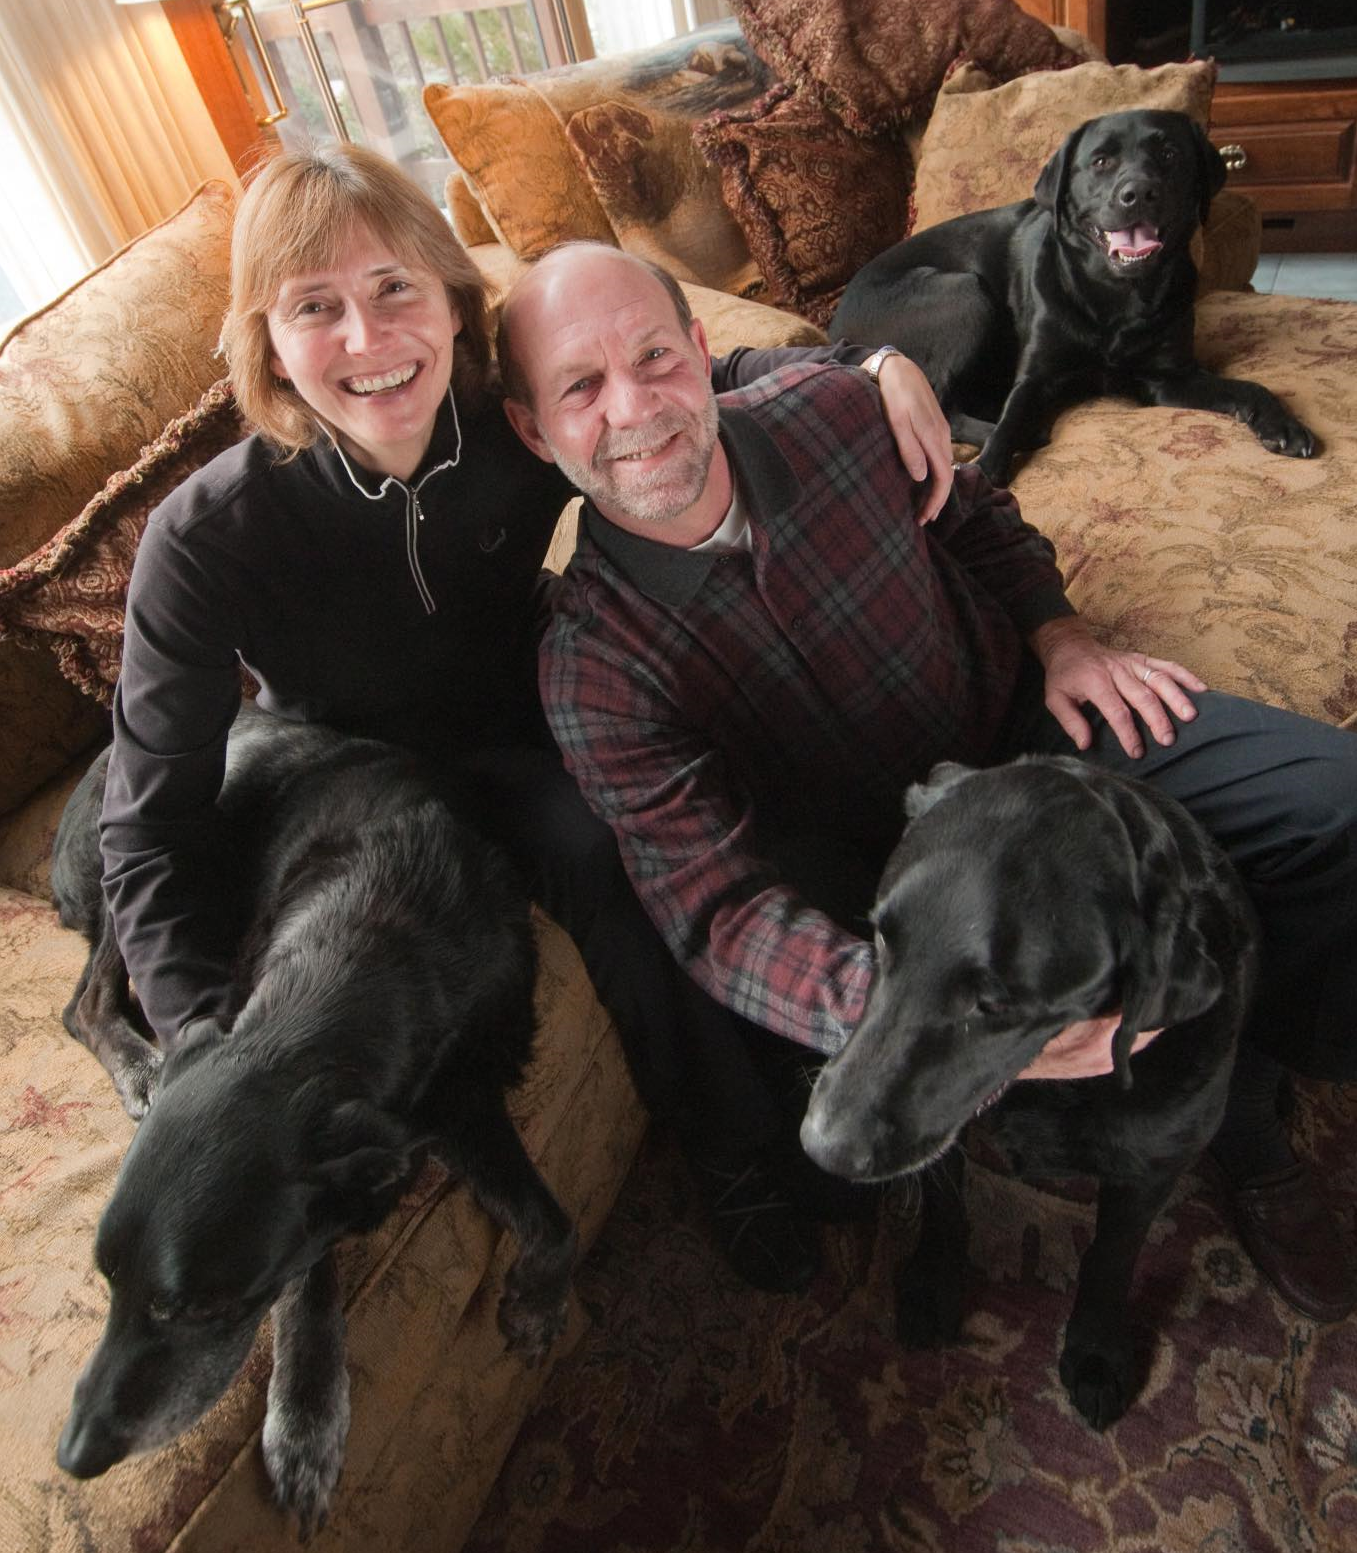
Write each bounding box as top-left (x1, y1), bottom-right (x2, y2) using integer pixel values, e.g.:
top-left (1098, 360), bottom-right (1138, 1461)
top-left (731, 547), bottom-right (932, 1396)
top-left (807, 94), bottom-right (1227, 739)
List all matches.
top-left (874, 353), bottom-right (954, 525)
top-left (1029, 616), bottom-right (1205, 758)
top-left (1018, 1015), bottom-right (1162, 1081)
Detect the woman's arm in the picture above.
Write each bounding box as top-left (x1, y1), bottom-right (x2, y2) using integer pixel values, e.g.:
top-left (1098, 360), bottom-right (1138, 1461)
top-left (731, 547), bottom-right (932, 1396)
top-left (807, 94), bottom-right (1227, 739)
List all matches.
top-left (711, 342), bottom-right (954, 521)
top-left (100, 515), bottom-right (244, 1045)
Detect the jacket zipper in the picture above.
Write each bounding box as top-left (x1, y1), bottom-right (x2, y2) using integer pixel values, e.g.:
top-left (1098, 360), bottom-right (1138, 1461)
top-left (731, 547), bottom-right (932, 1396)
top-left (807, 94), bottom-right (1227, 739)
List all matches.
top-left (406, 488), bottom-right (436, 615)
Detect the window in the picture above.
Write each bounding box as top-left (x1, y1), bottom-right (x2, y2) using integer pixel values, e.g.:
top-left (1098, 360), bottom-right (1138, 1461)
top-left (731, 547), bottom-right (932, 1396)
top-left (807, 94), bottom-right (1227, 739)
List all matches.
top-left (228, 0), bottom-right (730, 207)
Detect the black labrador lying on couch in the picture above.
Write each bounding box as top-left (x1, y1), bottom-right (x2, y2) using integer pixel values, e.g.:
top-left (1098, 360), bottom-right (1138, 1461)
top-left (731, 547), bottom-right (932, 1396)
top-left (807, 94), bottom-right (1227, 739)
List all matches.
top-left (800, 755), bottom-right (1256, 1429)
top-left (830, 109), bottom-right (1315, 485)
top-left (51, 705), bottom-right (576, 1535)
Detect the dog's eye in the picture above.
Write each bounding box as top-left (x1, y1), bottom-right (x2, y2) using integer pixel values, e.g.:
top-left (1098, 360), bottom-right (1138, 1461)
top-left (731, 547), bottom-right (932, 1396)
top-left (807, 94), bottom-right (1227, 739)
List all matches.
top-left (146, 1296), bottom-right (177, 1323)
top-left (974, 994), bottom-right (1013, 1019)
top-left (1091, 155), bottom-right (1111, 171)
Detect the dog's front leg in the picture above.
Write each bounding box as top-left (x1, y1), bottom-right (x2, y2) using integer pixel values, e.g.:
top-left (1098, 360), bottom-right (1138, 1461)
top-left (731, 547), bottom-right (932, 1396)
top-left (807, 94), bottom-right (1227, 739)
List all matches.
top-left (261, 1252), bottom-right (350, 1541)
top-left (976, 373), bottom-right (1063, 486)
top-left (63, 920), bottom-right (162, 1120)
top-left (1138, 369), bottom-right (1315, 458)
top-left (1059, 1172), bottom-right (1175, 1430)
top-left (894, 1147), bottom-right (969, 1348)
top-left (443, 1099), bottom-right (577, 1365)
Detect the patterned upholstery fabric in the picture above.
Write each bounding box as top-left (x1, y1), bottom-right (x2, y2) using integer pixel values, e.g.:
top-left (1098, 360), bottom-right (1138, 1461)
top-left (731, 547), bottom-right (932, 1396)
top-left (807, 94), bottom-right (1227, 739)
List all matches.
top-left (694, 82), bottom-right (914, 325)
top-left (444, 169), bottom-right (500, 249)
top-left (563, 97), bottom-right (761, 293)
top-left (0, 882), bottom-right (645, 1553)
top-left (0, 381), bottom-right (246, 706)
top-left (1008, 292), bottom-right (1357, 726)
top-left (0, 180), bottom-right (234, 817)
top-left (423, 78), bottom-right (619, 257)
top-left (426, 22), bottom-right (771, 292)
top-left (728, 0), bottom-right (1083, 135)
top-left (909, 58), bottom-right (1218, 233)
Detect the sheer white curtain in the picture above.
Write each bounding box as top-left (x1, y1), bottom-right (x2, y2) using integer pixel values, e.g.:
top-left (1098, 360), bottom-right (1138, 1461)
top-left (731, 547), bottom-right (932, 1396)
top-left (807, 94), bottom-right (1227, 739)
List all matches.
top-left (0, 0), bottom-right (236, 324)
top-left (581, 0), bottom-right (731, 56)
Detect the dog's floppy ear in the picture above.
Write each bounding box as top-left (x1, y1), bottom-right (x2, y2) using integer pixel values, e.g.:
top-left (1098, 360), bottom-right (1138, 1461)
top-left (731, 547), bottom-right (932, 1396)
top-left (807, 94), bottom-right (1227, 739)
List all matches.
top-left (1189, 119), bottom-right (1227, 226)
top-left (1107, 791), bottom-right (1223, 1089)
top-left (309, 1099), bottom-right (417, 1197)
top-left (904, 760), bottom-right (980, 820)
top-left (1034, 123), bottom-right (1084, 235)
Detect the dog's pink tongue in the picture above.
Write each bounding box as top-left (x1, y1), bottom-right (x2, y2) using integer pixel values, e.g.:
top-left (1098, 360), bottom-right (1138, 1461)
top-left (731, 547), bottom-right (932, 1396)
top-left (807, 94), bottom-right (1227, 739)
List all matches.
top-left (1107, 224), bottom-right (1162, 257)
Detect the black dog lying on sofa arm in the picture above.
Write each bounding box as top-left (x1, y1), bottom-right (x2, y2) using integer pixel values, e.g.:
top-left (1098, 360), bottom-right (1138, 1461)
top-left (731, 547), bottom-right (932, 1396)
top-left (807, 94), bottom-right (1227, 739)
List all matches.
top-left (830, 108), bottom-right (1315, 486)
top-left (50, 704), bottom-right (577, 1536)
top-left (800, 755), bottom-right (1256, 1430)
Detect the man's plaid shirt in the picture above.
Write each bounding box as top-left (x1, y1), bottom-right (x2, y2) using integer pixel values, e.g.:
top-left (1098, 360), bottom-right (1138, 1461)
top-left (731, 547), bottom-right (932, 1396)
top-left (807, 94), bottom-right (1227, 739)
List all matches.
top-left (541, 363), bottom-right (1074, 1053)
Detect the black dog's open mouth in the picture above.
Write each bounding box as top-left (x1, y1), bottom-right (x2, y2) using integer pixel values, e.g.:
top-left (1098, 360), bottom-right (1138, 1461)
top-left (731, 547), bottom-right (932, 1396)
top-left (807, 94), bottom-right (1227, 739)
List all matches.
top-left (1100, 223), bottom-right (1164, 267)
top-left (973, 1076), bottom-right (1013, 1118)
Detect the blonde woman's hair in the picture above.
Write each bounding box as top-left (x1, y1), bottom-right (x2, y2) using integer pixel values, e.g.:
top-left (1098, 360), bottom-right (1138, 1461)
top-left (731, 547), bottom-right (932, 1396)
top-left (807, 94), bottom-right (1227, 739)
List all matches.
top-left (220, 142), bottom-right (492, 455)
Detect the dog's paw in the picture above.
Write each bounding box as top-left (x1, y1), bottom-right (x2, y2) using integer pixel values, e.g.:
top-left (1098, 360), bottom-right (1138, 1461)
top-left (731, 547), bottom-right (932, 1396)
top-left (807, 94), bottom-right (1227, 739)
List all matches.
top-left (974, 445), bottom-right (1016, 488)
top-left (114, 1046), bottom-right (163, 1121)
top-left (498, 1272), bottom-right (570, 1367)
top-left (261, 1380), bottom-right (351, 1543)
top-left (893, 1250), bottom-right (965, 1349)
top-left (1256, 413), bottom-right (1316, 459)
top-left (1058, 1333), bottom-right (1135, 1431)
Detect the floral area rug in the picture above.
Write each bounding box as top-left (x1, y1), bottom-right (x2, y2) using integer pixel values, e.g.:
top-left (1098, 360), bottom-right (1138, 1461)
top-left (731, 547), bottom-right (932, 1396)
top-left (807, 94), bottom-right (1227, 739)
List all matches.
top-left (466, 1081), bottom-right (1357, 1553)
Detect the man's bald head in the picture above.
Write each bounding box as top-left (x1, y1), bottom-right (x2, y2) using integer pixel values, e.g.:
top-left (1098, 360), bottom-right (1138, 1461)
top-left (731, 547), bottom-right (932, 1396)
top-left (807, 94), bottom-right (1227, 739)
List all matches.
top-left (496, 239), bottom-right (729, 542)
top-left (496, 241), bottom-right (695, 409)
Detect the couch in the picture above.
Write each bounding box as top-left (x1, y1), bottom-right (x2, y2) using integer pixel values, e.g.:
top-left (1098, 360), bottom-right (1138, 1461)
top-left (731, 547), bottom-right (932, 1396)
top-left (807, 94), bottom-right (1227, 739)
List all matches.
top-left (1, 6), bottom-right (1354, 1553)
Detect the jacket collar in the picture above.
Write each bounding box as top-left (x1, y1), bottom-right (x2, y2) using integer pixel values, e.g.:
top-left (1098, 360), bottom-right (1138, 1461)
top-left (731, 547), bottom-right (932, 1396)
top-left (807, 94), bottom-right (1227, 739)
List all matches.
top-left (581, 405), bottom-right (801, 608)
top-left (299, 389), bottom-right (464, 505)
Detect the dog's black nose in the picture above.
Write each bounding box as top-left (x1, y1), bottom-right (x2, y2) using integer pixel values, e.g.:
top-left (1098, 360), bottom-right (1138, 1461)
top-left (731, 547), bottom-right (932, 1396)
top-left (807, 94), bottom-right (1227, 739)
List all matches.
top-left (57, 1410), bottom-right (127, 1479)
top-left (799, 1107), bottom-right (877, 1180)
top-left (1116, 181), bottom-right (1160, 210)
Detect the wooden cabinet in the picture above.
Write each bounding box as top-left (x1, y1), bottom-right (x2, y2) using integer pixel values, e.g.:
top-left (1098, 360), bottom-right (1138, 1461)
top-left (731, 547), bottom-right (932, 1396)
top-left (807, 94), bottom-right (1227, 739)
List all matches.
top-left (1208, 80), bottom-right (1357, 250)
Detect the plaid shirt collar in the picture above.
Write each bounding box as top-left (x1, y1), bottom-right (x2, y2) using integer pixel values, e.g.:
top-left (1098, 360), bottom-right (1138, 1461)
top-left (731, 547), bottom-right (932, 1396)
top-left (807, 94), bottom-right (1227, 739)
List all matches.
top-left (580, 405), bottom-right (801, 608)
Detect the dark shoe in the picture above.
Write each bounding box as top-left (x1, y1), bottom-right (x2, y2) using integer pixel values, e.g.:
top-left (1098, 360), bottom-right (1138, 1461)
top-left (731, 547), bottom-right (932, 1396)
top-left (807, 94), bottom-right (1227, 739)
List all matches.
top-left (1228, 1161), bottom-right (1357, 1323)
top-left (690, 1150), bottom-right (820, 1294)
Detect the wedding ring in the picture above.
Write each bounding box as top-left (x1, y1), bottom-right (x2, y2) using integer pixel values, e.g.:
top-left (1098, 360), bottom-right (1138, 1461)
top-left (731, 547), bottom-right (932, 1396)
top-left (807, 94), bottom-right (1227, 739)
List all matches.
top-left (1141, 665), bottom-right (1155, 684)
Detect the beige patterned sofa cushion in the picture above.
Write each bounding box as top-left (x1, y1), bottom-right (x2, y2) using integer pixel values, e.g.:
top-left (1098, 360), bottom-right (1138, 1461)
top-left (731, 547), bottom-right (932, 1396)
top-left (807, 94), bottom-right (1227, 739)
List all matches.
top-left (1010, 292), bottom-right (1356, 726)
top-left (0, 180), bottom-right (235, 816)
top-left (0, 889), bottom-right (644, 1553)
top-left (0, 181), bottom-right (235, 569)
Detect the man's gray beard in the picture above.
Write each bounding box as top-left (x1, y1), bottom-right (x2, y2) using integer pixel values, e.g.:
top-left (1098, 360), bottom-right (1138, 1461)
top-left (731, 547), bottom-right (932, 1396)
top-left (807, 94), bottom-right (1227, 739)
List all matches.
top-left (551, 395), bottom-right (719, 526)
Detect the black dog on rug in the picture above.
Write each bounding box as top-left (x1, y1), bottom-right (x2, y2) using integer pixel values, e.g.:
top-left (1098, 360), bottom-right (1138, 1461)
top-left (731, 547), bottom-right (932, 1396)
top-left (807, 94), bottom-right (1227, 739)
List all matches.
top-left (52, 705), bottom-right (577, 1536)
top-left (830, 108), bottom-right (1315, 485)
top-left (800, 755), bottom-right (1256, 1429)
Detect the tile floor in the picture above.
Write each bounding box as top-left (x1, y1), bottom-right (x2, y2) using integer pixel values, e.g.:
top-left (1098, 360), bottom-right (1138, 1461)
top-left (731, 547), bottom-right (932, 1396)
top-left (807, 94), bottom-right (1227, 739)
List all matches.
top-left (1250, 252), bottom-right (1357, 299)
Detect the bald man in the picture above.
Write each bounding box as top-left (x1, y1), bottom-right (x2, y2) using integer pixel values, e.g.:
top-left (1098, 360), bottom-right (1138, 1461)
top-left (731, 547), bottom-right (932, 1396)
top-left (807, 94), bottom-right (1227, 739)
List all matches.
top-left (499, 241), bottom-right (1357, 1319)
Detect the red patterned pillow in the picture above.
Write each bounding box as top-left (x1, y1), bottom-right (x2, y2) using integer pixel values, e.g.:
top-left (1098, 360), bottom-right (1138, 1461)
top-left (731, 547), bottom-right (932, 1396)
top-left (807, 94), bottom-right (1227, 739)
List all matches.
top-left (0, 381), bottom-right (247, 705)
top-left (695, 83), bottom-right (913, 326)
top-left (729, 0), bottom-right (1084, 134)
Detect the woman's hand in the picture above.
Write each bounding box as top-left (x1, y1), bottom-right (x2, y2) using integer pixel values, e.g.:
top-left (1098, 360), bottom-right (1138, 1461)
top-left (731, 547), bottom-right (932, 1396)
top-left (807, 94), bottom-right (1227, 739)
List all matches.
top-left (1029, 616), bottom-right (1205, 759)
top-left (1018, 1015), bottom-right (1162, 1081)
top-left (874, 353), bottom-right (954, 525)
